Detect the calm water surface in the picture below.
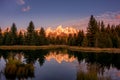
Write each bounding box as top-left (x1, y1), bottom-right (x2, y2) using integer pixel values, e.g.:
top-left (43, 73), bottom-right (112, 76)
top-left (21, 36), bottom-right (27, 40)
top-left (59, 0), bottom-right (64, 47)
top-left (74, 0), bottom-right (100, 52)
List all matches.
top-left (0, 49), bottom-right (120, 80)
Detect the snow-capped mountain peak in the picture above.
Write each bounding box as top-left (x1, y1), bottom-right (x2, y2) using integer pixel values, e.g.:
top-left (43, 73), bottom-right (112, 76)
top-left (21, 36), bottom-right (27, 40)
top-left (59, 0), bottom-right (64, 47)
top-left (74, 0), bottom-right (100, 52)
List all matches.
top-left (46, 25), bottom-right (78, 37)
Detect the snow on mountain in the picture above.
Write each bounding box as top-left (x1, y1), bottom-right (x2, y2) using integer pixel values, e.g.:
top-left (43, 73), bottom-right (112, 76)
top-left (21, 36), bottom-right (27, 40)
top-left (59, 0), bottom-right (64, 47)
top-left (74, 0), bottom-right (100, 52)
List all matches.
top-left (46, 25), bottom-right (78, 37)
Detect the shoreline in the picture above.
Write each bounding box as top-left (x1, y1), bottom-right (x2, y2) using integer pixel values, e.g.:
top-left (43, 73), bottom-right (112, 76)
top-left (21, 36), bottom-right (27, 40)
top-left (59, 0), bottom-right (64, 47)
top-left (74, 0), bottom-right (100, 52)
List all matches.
top-left (68, 46), bottom-right (120, 53)
top-left (0, 45), bottom-right (120, 53)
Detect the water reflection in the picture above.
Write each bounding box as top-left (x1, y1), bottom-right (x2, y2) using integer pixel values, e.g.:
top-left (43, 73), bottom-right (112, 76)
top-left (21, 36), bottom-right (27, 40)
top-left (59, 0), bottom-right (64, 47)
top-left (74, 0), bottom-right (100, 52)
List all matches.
top-left (0, 50), bottom-right (120, 80)
top-left (76, 61), bottom-right (111, 80)
top-left (0, 53), bottom-right (34, 80)
top-left (0, 56), bottom-right (6, 73)
top-left (45, 51), bottom-right (76, 63)
top-left (73, 51), bottom-right (120, 80)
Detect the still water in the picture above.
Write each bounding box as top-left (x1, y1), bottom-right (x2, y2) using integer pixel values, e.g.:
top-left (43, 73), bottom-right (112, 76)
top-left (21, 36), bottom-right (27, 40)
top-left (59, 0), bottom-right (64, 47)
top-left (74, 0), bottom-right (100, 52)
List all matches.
top-left (0, 49), bottom-right (120, 80)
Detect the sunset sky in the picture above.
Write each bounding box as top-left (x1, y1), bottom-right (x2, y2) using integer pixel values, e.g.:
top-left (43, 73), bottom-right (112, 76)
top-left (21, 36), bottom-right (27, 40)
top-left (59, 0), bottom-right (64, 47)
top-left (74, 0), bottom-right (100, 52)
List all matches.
top-left (0, 0), bottom-right (120, 29)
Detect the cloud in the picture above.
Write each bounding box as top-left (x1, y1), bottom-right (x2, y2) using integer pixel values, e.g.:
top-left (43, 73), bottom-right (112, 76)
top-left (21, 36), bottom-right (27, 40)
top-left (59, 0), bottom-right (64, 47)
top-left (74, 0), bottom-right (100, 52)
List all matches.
top-left (115, 14), bottom-right (120, 19)
top-left (96, 12), bottom-right (120, 25)
top-left (17, 0), bottom-right (25, 5)
top-left (64, 11), bottom-right (120, 31)
top-left (22, 6), bottom-right (30, 12)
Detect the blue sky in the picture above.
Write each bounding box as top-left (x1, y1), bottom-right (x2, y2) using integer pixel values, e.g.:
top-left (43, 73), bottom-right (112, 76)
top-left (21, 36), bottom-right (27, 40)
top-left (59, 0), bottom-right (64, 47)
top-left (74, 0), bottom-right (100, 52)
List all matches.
top-left (0, 0), bottom-right (120, 29)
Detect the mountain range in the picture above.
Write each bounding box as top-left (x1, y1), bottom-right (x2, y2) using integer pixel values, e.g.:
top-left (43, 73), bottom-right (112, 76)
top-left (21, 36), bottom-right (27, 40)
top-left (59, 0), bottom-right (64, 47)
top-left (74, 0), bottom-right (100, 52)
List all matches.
top-left (46, 25), bottom-right (78, 37)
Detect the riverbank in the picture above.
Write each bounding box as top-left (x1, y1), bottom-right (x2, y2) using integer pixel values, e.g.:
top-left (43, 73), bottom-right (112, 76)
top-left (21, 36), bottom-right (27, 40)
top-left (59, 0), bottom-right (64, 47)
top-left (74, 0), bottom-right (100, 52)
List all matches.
top-left (68, 46), bottom-right (120, 53)
top-left (0, 45), bottom-right (67, 50)
top-left (0, 45), bottom-right (120, 53)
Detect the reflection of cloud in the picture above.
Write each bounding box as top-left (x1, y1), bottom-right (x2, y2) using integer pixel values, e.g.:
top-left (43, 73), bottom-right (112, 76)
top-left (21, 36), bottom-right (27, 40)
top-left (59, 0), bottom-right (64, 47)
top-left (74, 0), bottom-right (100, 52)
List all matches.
top-left (22, 6), bottom-right (30, 12)
top-left (17, 0), bottom-right (25, 5)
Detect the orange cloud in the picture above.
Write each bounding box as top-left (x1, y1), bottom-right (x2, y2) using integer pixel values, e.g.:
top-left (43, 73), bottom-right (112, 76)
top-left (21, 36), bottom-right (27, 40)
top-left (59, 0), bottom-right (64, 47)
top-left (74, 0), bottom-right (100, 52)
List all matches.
top-left (115, 14), bottom-right (120, 19)
top-left (22, 6), bottom-right (30, 12)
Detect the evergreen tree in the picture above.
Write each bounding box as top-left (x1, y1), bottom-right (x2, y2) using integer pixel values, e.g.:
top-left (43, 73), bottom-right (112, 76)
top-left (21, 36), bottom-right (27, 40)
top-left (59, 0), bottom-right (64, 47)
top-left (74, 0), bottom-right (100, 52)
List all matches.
top-left (115, 25), bottom-right (120, 47)
top-left (26, 21), bottom-right (36, 45)
top-left (87, 15), bottom-right (98, 47)
top-left (3, 28), bottom-right (11, 45)
top-left (106, 24), bottom-right (111, 34)
top-left (76, 30), bottom-right (84, 46)
top-left (111, 29), bottom-right (120, 48)
top-left (10, 23), bottom-right (17, 45)
top-left (38, 27), bottom-right (47, 45)
top-left (68, 34), bottom-right (72, 46)
top-left (67, 34), bottom-right (76, 46)
top-left (82, 36), bottom-right (88, 47)
top-left (97, 32), bottom-right (112, 48)
top-left (17, 31), bottom-right (24, 45)
top-left (0, 27), bottom-right (3, 45)
top-left (97, 22), bottom-right (112, 48)
top-left (100, 21), bottom-right (105, 32)
top-left (27, 21), bottom-right (35, 33)
top-left (34, 31), bottom-right (40, 45)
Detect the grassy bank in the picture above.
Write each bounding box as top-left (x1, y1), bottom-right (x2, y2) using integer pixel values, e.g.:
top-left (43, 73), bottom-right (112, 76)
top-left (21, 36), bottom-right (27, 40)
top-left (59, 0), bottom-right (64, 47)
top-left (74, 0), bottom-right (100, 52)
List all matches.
top-left (0, 45), bottom-right (67, 50)
top-left (68, 46), bottom-right (120, 53)
top-left (0, 45), bottom-right (120, 53)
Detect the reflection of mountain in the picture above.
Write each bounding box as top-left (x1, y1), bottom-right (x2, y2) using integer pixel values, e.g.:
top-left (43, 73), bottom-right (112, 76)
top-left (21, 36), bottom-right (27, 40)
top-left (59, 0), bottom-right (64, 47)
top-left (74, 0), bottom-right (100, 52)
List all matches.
top-left (14, 53), bottom-right (26, 63)
top-left (45, 51), bottom-right (76, 63)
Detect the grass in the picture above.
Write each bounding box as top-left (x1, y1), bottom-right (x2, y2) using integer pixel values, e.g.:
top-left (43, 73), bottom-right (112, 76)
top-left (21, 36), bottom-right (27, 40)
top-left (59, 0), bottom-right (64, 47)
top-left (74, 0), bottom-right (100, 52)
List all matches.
top-left (0, 45), bottom-right (67, 50)
top-left (77, 71), bottom-right (111, 80)
top-left (0, 45), bottom-right (120, 53)
top-left (77, 64), bottom-right (111, 80)
top-left (68, 46), bottom-right (120, 53)
top-left (77, 71), bottom-right (98, 80)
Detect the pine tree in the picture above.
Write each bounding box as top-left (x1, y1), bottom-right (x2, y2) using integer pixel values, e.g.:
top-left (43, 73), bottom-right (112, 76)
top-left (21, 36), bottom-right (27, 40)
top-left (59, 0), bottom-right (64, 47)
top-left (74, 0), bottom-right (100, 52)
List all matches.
top-left (100, 21), bottom-right (105, 32)
top-left (17, 31), bottom-right (24, 45)
top-left (26, 21), bottom-right (36, 45)
top-left (10, 23), bottom-right (17, 45)
top-left (38, 27), bottom-right (47, 45)
top-left (111, 29), bottom-right (120, 48)
top-left (82, 36), bottom-right (88, 47)
top-left (0, 27), bottom-right (3, 45)
top-left (76, 30), bottom-right (84, 46)
top-left (97, 32), bottom-right (112, 48)
top-left (67, 34), bottom-right (76, 46)
top-left (3, 28), bottom-right (11, 45)
top-left (115, 25), bottom-right (120, 47)
top-left (87, 15), bottom-right (98, 47)
top-left (106, 24), bottom-right (111, 34)
top-left (115, 25), bottom-right (119, 36)
top-left (97, 22), bottom-right (112, 48)
top-left (68, 34), bottom-right (73, 46)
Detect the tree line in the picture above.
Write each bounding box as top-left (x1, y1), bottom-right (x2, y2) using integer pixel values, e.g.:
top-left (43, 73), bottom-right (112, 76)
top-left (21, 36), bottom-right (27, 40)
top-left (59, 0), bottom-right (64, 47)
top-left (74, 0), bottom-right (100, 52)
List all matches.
top-left (0, 21), bottom-right (48, 45)
top-left (68, 15), bottom-right (120, 48)
top-left (0, 15), bottom-right (120, 48)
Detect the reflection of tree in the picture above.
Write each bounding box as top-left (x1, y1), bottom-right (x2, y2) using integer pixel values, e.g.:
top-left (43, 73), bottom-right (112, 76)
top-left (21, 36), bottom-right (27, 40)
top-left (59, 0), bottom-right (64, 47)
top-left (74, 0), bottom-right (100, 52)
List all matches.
top-left (24, 50), bottom-right (48, 66)
top-left (76, 63), bottom-right (111, 80)
top-left (0, 49), bottom-right (120, 80)
top-left (4, 53), bottom-right (34, 80)
top-left (39, 57), bottom-right (45, 66)
top-left (69, 50), bottom-right (120, 70)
